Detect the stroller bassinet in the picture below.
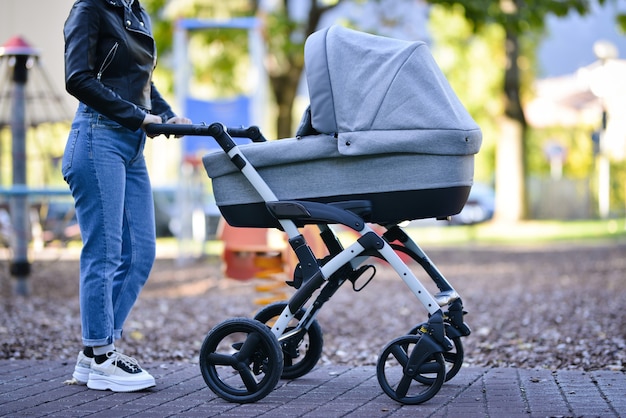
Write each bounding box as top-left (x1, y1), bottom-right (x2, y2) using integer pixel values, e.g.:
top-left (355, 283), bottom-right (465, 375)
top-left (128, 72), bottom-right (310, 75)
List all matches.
top-left (202, 25), bottom-right (482, 228)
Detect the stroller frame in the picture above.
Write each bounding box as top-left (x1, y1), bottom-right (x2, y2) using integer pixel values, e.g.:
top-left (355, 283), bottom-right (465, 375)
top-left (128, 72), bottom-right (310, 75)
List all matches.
top-left (146, 122), bottom-right (471, 405)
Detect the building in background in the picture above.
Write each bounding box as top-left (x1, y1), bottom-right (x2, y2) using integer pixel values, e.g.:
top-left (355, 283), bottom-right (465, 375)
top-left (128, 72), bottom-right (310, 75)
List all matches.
top-left (538, 1), bottom-right (626, 78)
top-left (0, 0), bottom-right (183, 186)
top-left (0, 0), bottom-right (77, 113)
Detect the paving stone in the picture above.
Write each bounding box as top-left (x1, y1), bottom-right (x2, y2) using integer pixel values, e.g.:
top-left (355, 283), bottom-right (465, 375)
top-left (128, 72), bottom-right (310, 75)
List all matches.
top-left (1, 361), bottom-right (624, 417)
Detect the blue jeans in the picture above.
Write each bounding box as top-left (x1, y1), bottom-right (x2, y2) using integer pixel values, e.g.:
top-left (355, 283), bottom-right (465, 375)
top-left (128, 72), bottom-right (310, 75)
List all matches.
top-left (63, 103), bottom-right (156, 347)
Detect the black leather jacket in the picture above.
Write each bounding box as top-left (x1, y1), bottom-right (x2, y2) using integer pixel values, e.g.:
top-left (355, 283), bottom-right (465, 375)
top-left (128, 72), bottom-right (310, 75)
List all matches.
top-left (64, 0), bottom-right (175, 131)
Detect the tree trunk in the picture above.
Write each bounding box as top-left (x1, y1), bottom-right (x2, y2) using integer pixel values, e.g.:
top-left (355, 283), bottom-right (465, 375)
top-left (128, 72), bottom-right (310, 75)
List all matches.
top-left (495, 116), bottom-right (525, 222)
top-left (270, 69), bottom-right (302, 138)
top-left (494, 29), bottom-right (527, 222)
top-left (265, 0), bottom-right (336, 139)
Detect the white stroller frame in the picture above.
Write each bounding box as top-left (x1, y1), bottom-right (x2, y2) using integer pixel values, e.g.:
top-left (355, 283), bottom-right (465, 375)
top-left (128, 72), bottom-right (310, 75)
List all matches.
top-left (147, 121), bottom-right (471, 405)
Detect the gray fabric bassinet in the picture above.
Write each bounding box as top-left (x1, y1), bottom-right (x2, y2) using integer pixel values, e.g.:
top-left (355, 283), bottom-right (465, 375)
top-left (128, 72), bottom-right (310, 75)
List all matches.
top-left (202, 25), bottom-right (482, 228)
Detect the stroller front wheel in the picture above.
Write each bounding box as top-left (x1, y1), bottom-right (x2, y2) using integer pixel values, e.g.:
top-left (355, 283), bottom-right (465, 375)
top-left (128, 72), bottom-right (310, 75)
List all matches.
top-left (376, 334), bottom-right (446, 405)
top-left (199, 318), bottom-right (283, 403)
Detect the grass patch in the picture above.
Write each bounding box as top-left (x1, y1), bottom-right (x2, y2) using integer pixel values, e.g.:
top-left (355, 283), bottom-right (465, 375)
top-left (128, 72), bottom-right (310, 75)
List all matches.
top-left (156, 218), bottom-right (626, 259)
top-left (405, 218), bottom-right (626, 246)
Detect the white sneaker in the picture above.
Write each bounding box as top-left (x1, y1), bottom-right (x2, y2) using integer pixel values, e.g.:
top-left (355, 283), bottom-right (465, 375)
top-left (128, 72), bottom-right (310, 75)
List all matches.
top-left (87, 351), bottom-right (155, 392)
top-left (72, 350), bottom-right (92, 384)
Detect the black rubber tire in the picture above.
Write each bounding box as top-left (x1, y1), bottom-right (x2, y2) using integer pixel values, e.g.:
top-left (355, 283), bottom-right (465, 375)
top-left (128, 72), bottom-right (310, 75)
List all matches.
top-left (376, 334), bottom-right (446, 405)
top-left (254, 301), bottom-right (323, 379)
top-left (199, 318), bottom-right (283, 403)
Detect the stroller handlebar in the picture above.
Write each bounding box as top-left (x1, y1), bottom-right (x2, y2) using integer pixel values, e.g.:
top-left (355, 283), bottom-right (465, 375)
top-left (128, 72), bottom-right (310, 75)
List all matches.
top-left (145, 123), bottom-right (267, 148)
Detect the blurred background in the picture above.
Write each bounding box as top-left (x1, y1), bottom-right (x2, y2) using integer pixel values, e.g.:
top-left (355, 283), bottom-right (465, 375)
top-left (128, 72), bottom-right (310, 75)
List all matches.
top-left (3, 1), bottom-right (625, 374)
top-left (1, 0), bottom-right (625, 260)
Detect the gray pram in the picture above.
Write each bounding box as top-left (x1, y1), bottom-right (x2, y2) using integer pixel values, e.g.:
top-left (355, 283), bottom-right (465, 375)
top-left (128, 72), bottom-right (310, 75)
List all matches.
top-left (147, 25), bottom-right (482, 405)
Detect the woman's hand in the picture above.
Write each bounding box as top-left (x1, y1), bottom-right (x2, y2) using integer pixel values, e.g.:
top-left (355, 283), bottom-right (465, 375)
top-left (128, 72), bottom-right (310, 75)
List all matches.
top-left (141, 114), bottom-right (192, 138)
top-left (142, 114), bottom-right (163, 137)
top-left (164, 116), bottom-right (192, 137)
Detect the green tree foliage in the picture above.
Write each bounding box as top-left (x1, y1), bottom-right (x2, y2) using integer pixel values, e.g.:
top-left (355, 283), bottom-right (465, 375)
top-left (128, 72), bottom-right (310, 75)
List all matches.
top-left (424, 0), bottom-right (623, 221)
top-left (256, 1), bottom-right (345, 138)
top-left (426, 0), bottom-right (617, 32)
top-left (143, 0), bottom-right (625, 217)
top-left (143, 0), bottom-right (254, 98)
top-left (143, 0), bottom-right (344, 138)
top-left (428, 5), bottom-right (503, 183)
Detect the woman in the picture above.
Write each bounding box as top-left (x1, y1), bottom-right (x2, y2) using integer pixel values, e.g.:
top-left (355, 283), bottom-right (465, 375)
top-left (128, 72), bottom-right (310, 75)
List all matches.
top-left (63, 0), bottom-right (190, 392)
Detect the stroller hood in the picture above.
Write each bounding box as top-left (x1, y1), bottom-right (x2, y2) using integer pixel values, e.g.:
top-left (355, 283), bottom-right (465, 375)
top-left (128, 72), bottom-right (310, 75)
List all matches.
top-left (304, 25), bottom-right (482, 157)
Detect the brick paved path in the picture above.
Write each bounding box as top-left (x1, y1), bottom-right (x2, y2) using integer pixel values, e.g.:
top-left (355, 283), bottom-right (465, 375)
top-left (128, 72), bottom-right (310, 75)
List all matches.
top-left (1, 360), bottom-right (625, 417)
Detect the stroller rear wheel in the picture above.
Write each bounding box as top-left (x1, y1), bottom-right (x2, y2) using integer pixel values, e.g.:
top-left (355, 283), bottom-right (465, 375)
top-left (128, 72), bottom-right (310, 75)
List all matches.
top-left (254, 301), bottom-right (323, 379)
top-left (376, 334), bottom-right (446, 405)
top-left (199, 318), bottom-right (283, 403)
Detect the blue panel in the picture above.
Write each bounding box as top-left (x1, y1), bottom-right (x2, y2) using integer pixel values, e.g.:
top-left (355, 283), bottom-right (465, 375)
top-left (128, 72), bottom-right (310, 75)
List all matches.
top-left (183, 96), bottom-right (251, 155)
top-left (177, 17), bottom-right (259, 31)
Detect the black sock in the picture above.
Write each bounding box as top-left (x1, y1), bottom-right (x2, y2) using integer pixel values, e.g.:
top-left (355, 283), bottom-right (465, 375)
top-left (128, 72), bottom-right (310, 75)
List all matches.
top-left (92, 343), bottom-right (115, 364)
top-left (94, 353), bottom-right (110, 364)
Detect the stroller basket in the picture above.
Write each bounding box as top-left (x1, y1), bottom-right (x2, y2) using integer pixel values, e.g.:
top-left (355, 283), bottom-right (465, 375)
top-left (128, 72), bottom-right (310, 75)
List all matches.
top-left (146, 25), bottom-right (481, 406)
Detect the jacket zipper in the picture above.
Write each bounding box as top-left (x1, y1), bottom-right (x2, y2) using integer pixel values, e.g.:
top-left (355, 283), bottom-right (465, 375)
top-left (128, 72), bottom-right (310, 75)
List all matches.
top-left (97, 42), bottom-right (119, 81)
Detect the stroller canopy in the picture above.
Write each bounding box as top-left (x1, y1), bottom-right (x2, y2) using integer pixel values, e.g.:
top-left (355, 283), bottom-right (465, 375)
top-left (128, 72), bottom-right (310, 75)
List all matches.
top-left (303, 25), bottom-right (482, 157)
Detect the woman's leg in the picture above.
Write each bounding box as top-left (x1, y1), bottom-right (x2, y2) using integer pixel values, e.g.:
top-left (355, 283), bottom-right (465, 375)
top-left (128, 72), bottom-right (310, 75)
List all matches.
top-left (64, 109), bottom-right (128, 347)
top-left (64, 107), bottom-right (157, 392)
top-left (111, 147), bottom-right (156, 339)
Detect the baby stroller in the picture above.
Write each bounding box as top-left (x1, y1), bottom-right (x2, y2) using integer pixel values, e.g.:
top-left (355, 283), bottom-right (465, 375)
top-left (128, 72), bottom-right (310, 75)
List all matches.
top-left (147, 25), bottom-right (482, 405)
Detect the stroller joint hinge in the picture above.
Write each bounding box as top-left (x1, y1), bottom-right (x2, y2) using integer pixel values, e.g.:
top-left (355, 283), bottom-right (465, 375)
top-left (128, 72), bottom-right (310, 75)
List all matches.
top-left (426, 310), bottom-right (453, 350)
top-left (382, 225), bottom-right (408, 243)
top-left (433, 290), bottom-right (459, 307)
top-left (445, 300), bottom-right (471, 337)
top-left (357, 231), bottom-right (385, 251)
top-left (287, 235), bottom-right (321, 289)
